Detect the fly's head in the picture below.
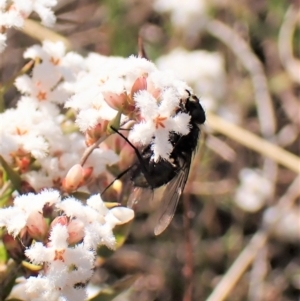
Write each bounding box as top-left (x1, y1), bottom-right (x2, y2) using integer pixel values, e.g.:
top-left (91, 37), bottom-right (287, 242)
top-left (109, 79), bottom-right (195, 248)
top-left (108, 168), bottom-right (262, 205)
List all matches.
top-left (181, 91), bottom-right (206, 125)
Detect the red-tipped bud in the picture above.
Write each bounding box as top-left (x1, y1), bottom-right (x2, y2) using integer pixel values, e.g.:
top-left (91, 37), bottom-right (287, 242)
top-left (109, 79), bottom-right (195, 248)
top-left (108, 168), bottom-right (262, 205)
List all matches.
top-left (67, 219), bottom-right (85, 244)
top-left (63, 164), bottom-right (84, 192)
top-left (85, 120), bottom-right (109, 146)
top-left (26, 212), bottom-right (48, 241)
top-left (50, 216), bottom-right (68, 229)
top-left (130, 75), bottom-right (147, 100)
top-left (82, 166), bottom-right (93, 181)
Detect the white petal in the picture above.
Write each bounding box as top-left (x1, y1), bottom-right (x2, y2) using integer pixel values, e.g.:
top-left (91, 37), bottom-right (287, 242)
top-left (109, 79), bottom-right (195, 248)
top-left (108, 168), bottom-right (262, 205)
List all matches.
top-left (129, 121), bottom-right (154, 145)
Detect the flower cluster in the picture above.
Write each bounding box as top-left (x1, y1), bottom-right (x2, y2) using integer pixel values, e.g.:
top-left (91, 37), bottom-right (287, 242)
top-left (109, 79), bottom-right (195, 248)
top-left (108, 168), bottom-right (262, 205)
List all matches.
top-left (66, 53), bottom-right (193, 161)
top-left (0, 0), bottom-right (57, 52)
top-left (0, 40), bottom-right (197, 193)
top-left (0, 189), bottom-right (134, 300)
top-left (0, 41), bottom-right (119, 192)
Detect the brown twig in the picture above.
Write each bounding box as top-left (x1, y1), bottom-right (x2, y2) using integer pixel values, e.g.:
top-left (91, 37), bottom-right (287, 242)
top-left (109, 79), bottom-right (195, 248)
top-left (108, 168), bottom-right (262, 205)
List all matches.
top-left (278, 5), bottom-right (300, 84)
top-left (204, 18), bottom-right (279, 203)
top-left (137, 36), bottom-right (149, 60)
top-left (182, 192), bottom-right (194, 301)
top-left (204, 19), bottom-right (276, 138)
top-left (80, 134), bottom-right (108, 166)
top-left (206, 112), bottom-right (300, 174)
top-left (21, 19), bottom-right (72, 51)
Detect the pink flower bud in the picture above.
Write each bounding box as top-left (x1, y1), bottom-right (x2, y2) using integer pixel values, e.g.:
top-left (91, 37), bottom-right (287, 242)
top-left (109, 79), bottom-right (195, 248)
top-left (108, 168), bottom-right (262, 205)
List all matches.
top-left (130, 75), bottom-right (147, 100)
top-left (82, 167), bottom-right (93, 181)
top-left (147, 79), bottom-right (161, 99)
top-left (85, 120), bottom-right (109, 146)
top-left (26, 212), bottom-right (48, 241)
top-left (67, 219), bottom-right (85, 244)
top-left (103, 91), bottom-right (127, 111)
top-left (50, 216), bottom-right (68, 228)
top-left (63, 164), bottom-right (84, 192)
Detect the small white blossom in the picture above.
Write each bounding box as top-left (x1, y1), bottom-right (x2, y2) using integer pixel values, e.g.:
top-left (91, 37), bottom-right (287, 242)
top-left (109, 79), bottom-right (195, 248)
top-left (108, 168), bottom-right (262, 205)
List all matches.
top-left (234, 168), bottom-right (273, 212)
top-left (15, 60), bottom-right (66, 105)
top-left (263, 206), bottom-right (300, 242)
top-left (0, 189), bottom-right (60, 236)
top-left (129, 89), bottom-right (191, 161)
top-left (25, 225), bottom-right (93, 301)
top-left (153, 0), bottom-right (208, 33)
top-left (0, 0), bottom-right (57, 52)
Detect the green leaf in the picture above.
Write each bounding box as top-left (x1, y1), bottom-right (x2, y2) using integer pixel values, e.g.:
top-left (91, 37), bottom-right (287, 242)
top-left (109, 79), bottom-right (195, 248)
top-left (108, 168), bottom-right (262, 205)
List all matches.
top-left (0, 241), bottom-right (8, 263)
top-left (0, 155), bottom-right (22, 193)
top-left (0, 187), bottom-right (13, 208)
top-left (88, 274), bottom-right (140, 301)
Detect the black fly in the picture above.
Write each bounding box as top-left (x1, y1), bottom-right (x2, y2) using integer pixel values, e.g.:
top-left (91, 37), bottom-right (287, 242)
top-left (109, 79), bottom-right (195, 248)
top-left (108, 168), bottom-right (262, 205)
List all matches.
top-left (107, 90), bottom-right (205, 235)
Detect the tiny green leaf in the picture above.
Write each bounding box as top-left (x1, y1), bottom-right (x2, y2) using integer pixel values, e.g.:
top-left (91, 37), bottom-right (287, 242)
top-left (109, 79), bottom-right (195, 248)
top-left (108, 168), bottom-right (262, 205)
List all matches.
top-left (0, 155), bottom-right (22, 193)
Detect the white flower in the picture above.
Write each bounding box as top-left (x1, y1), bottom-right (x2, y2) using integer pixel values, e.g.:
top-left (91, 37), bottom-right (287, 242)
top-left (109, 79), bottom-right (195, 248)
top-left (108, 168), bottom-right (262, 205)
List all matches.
top-left (14, 0), bottom-right (58, 27)
top-left (0, 97), bottom-right (62, 162)
top-left (15, 60), bottom-right (67, 105)
top-left (263, 206), bottom-right (300, 242)
top-left (153, 0), bottom-right (208, 32)
top-left (0, 189), bottom-right (60, 236)
top-left (25, 224), bottom-right (93, 301)
top-left (66, 83), bottom-right (118, 131)
top-left (24, 41), bottom-right (86, 81)
top-left (0, 1), bottom-right (57, 52)
top-left (57, 194), bottom-right (134, 250)
top-left (129, 89), bottom-right (191, 161)
top-left (234, 168), bottom-right (273, 213)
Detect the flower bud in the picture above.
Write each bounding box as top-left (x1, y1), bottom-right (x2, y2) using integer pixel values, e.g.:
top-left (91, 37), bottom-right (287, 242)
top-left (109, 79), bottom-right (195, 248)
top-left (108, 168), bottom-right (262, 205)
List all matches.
top-left (63, 164), bottom-right (84, 192)
top-left (50, 216), bottom-right (68, 228)
top-left (67, 219), bottom-right (85, 244)
top-left (82, 166), bottom-right (93, 182)
top-left (147, 79), bottom-right (161, 99)
top-left (26, 211), bottom-right (48, 241)
top-left (130, 75), bottom-right (147, 100)
top-left (107, 207), bottom-right (135, 228)
top-left (85, 120), bottom-right (109, 146)
top-left (103, 91), bottom-right (127, 111)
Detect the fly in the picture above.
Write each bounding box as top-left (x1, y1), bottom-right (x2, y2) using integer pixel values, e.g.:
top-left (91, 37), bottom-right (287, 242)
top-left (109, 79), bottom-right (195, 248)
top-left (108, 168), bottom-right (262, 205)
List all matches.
top-left (105, 90), bottom-right (205, 235)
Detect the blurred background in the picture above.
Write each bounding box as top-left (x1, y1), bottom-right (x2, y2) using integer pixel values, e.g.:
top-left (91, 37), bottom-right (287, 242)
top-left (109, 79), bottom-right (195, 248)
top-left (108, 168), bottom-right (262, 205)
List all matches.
top-left (1, 1), bottom-right (299, 301)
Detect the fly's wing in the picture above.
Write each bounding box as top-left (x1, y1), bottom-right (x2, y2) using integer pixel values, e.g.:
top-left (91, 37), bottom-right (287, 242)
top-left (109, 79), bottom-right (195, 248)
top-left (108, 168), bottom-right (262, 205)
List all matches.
top-left (127, 186), bottom-right (154, 209)
top-left (154, 158), bottom-right (191, 236)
